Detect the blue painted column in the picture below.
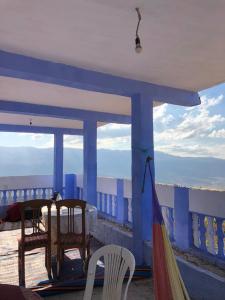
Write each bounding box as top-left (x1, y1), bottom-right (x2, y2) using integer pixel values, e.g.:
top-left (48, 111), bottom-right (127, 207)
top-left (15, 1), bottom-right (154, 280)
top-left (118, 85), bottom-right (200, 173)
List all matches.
top-left (131, 93), bottom-right (154, 264)
top-left (83, 120), bottom-right (97, 206)
top-left (65, 174), bottom-right (77, 199)
top-left (53, 131), bottom-right (64, 196)
top-left (174, 186), bottom-right (190, 250)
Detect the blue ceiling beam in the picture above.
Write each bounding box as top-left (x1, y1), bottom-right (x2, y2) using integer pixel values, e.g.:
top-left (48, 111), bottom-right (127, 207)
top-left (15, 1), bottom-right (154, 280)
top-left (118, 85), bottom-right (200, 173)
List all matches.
top-left (0, 50), bottom-right (200, 106)
top-left (0, 124), bottom-right (83, 135)
top-left (0, 100), bottom-right (131, 124)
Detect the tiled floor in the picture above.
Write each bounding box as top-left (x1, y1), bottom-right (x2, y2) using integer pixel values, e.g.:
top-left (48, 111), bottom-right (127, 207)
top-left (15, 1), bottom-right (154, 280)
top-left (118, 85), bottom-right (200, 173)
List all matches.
top-left (0, 229), bottom-right (154, 299)
top-left (0, 229), bottom-right (102, 287)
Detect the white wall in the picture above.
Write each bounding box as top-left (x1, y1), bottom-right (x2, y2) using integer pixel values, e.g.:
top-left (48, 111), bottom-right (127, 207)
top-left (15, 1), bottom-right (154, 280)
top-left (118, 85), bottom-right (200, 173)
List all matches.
top-left (97, 177), bottom-right (117, 195)
top-left (0, 175), bottom-right (53, 190)
top-left (156, 184), bottom-right (174, 207)
top-left (189, 189), bottom-right (225, 219)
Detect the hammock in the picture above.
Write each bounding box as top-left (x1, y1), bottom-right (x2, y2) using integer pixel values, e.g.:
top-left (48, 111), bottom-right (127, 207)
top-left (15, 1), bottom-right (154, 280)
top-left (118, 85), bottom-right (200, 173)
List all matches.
top-left (143, 156), bottom-right (190, 300)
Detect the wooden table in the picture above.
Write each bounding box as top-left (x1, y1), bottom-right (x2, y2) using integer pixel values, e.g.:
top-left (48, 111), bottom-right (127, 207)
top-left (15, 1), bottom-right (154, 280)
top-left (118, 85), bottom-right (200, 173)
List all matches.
top-left (0, 284), bottom-right (42, 300)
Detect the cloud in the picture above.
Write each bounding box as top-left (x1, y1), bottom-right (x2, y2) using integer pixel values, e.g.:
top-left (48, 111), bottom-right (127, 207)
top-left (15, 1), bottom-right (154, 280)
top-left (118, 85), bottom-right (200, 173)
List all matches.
top-left (155, 94), bottom-right (225, 158)
top-left (155, 95), bottom-right (225, 143)
top-left (64, 135), bottom-right (83, 149)
top-left (154, 104), bottom-right (168, 120)
top-left (155, 143), bottom-right (211, 157)
top-left (154, 103), bottom-right (175, 127)
top-left (98, 124), bottom-right (131, 138)
top-left (97, 136), bottom-right (131, 150)
top-left (208, 129), bottom-right (225, 138)
top-left (201, 94), bottom-right (224, 109)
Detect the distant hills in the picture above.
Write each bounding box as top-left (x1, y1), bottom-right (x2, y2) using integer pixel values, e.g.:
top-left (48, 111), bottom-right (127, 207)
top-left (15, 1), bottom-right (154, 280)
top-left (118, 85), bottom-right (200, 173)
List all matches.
top-left (1, 146), bottom-right (225, 190)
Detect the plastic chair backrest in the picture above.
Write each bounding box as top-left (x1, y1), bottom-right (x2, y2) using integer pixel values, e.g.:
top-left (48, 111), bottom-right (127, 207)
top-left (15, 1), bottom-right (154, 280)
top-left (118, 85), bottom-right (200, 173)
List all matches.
top-left (83, 244), bottom-right (135, 300)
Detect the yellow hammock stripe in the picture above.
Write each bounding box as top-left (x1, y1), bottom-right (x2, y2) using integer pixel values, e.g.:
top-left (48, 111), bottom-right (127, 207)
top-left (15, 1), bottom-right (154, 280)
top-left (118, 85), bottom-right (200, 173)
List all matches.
top-left (162, 225), bottom-right (190, 300)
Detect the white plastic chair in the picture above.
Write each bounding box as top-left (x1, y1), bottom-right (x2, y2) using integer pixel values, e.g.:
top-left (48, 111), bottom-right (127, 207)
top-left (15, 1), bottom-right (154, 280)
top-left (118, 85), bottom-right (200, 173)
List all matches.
top-left (83, 244), bottom-right (135, 300)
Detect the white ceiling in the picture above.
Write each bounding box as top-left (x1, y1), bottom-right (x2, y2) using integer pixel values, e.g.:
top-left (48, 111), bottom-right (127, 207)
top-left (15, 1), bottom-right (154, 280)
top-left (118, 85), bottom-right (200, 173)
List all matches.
top-left (0, 76), bottom-right (131, 115)
top-left (0, 76), bottom-right (131, 129)
top-left (0, 0), bottom-right (225, 92)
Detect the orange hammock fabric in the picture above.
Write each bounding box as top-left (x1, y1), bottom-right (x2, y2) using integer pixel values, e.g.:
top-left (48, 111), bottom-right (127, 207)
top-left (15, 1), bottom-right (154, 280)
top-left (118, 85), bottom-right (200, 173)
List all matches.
top-left (145, 157), bottom-right (190, 300)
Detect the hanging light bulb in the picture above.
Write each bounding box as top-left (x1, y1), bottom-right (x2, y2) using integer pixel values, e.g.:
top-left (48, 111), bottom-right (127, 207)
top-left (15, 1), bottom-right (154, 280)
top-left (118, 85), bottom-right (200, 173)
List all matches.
top-left (135, 8), bottom-right (142, 53)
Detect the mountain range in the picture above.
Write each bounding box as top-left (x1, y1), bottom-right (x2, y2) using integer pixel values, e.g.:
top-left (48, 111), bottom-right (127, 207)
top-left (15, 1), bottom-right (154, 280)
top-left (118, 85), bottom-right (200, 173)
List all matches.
top-left (1, 146), bottom-right (225, 190)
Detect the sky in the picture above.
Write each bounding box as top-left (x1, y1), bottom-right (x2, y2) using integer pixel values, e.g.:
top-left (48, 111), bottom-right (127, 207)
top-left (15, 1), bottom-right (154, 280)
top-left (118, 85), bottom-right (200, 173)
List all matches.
top-left (0, 82), bottom-right (225, 159)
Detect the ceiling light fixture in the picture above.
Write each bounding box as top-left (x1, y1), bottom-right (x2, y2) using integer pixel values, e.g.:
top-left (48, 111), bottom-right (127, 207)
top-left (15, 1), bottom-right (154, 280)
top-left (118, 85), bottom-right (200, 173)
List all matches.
top-left (135, 8), bottom-right (142, 53)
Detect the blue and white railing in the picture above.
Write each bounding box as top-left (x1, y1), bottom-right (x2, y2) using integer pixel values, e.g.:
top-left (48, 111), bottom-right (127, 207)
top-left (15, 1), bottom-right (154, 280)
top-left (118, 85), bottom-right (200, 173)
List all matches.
top-left (0, 187), bottom-right (53, 206)
top-left (0, 174), bottom-right (224, 262)
top-left (191, 212), bottom-right (225, 258)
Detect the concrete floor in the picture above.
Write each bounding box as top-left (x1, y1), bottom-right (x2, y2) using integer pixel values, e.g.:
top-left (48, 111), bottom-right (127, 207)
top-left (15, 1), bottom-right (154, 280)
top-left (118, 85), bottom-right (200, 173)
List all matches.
top-left (44, 278), bottom-right (154, 300)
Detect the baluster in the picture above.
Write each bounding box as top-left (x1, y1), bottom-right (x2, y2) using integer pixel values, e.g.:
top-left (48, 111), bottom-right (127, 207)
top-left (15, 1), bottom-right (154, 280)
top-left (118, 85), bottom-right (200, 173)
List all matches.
top-left (28, 189), bottom-right (33, 200)
top-left (23, 189), bottom-right (27, 201)
top-left (161, 207), bottom-right (169, 230)
top-left (102, 194), bottom-right (106, 213)
top-left (105, 194), bottom-right (108, 214)
top-left (45, 188), bottom-right (49, 199)
top-left (199, 214), bottom-right (207, 252)
top-left (33, 188), bottom-right (37, 199)
top-left (99, 192), bottom-right (103, 213)
top-left (49, 188), bottom-right (53, 198)
top-left (162, 207), bottom-right (173, 241)
top-left (128, 198), bottom-right (132, 223)
top-left (106, 194), bottom-right (109, 215)
top-left (7, 190), bottom-right (13, 205)
top-left (42, 188), bottom-right (46, 199)
top-left (17, 189), bottom-right (24, 201)
top-left (112, 195), bottom-right (116, 217)
top-left (169, 208), bottom-right (174, 241)
top-left (206, 216), bottom-right (216, 255)
top-left (124, 198), bottom-right (129, 223)
top-left (109, 195), bottom-right (113, 217)
top-left (217, 218), bottom-right (224, 258)
top-left (37, 188), bottom-right (42, 199)
top-left (13, 189), bottom-right (17, 203)
top-left (193, 213), bottom-right (200, 248)
top-left (0, 191), bottom-right (3, 205)
top-left (97, 192), bottom-right (100, 210)
top-left (2, 190), bottom-right (7, 206)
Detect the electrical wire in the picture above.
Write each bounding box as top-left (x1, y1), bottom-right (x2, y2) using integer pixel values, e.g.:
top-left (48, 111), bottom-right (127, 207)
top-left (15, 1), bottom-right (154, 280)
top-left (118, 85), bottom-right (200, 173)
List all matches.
top-left (135, 8), bottom-right (142, 38)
